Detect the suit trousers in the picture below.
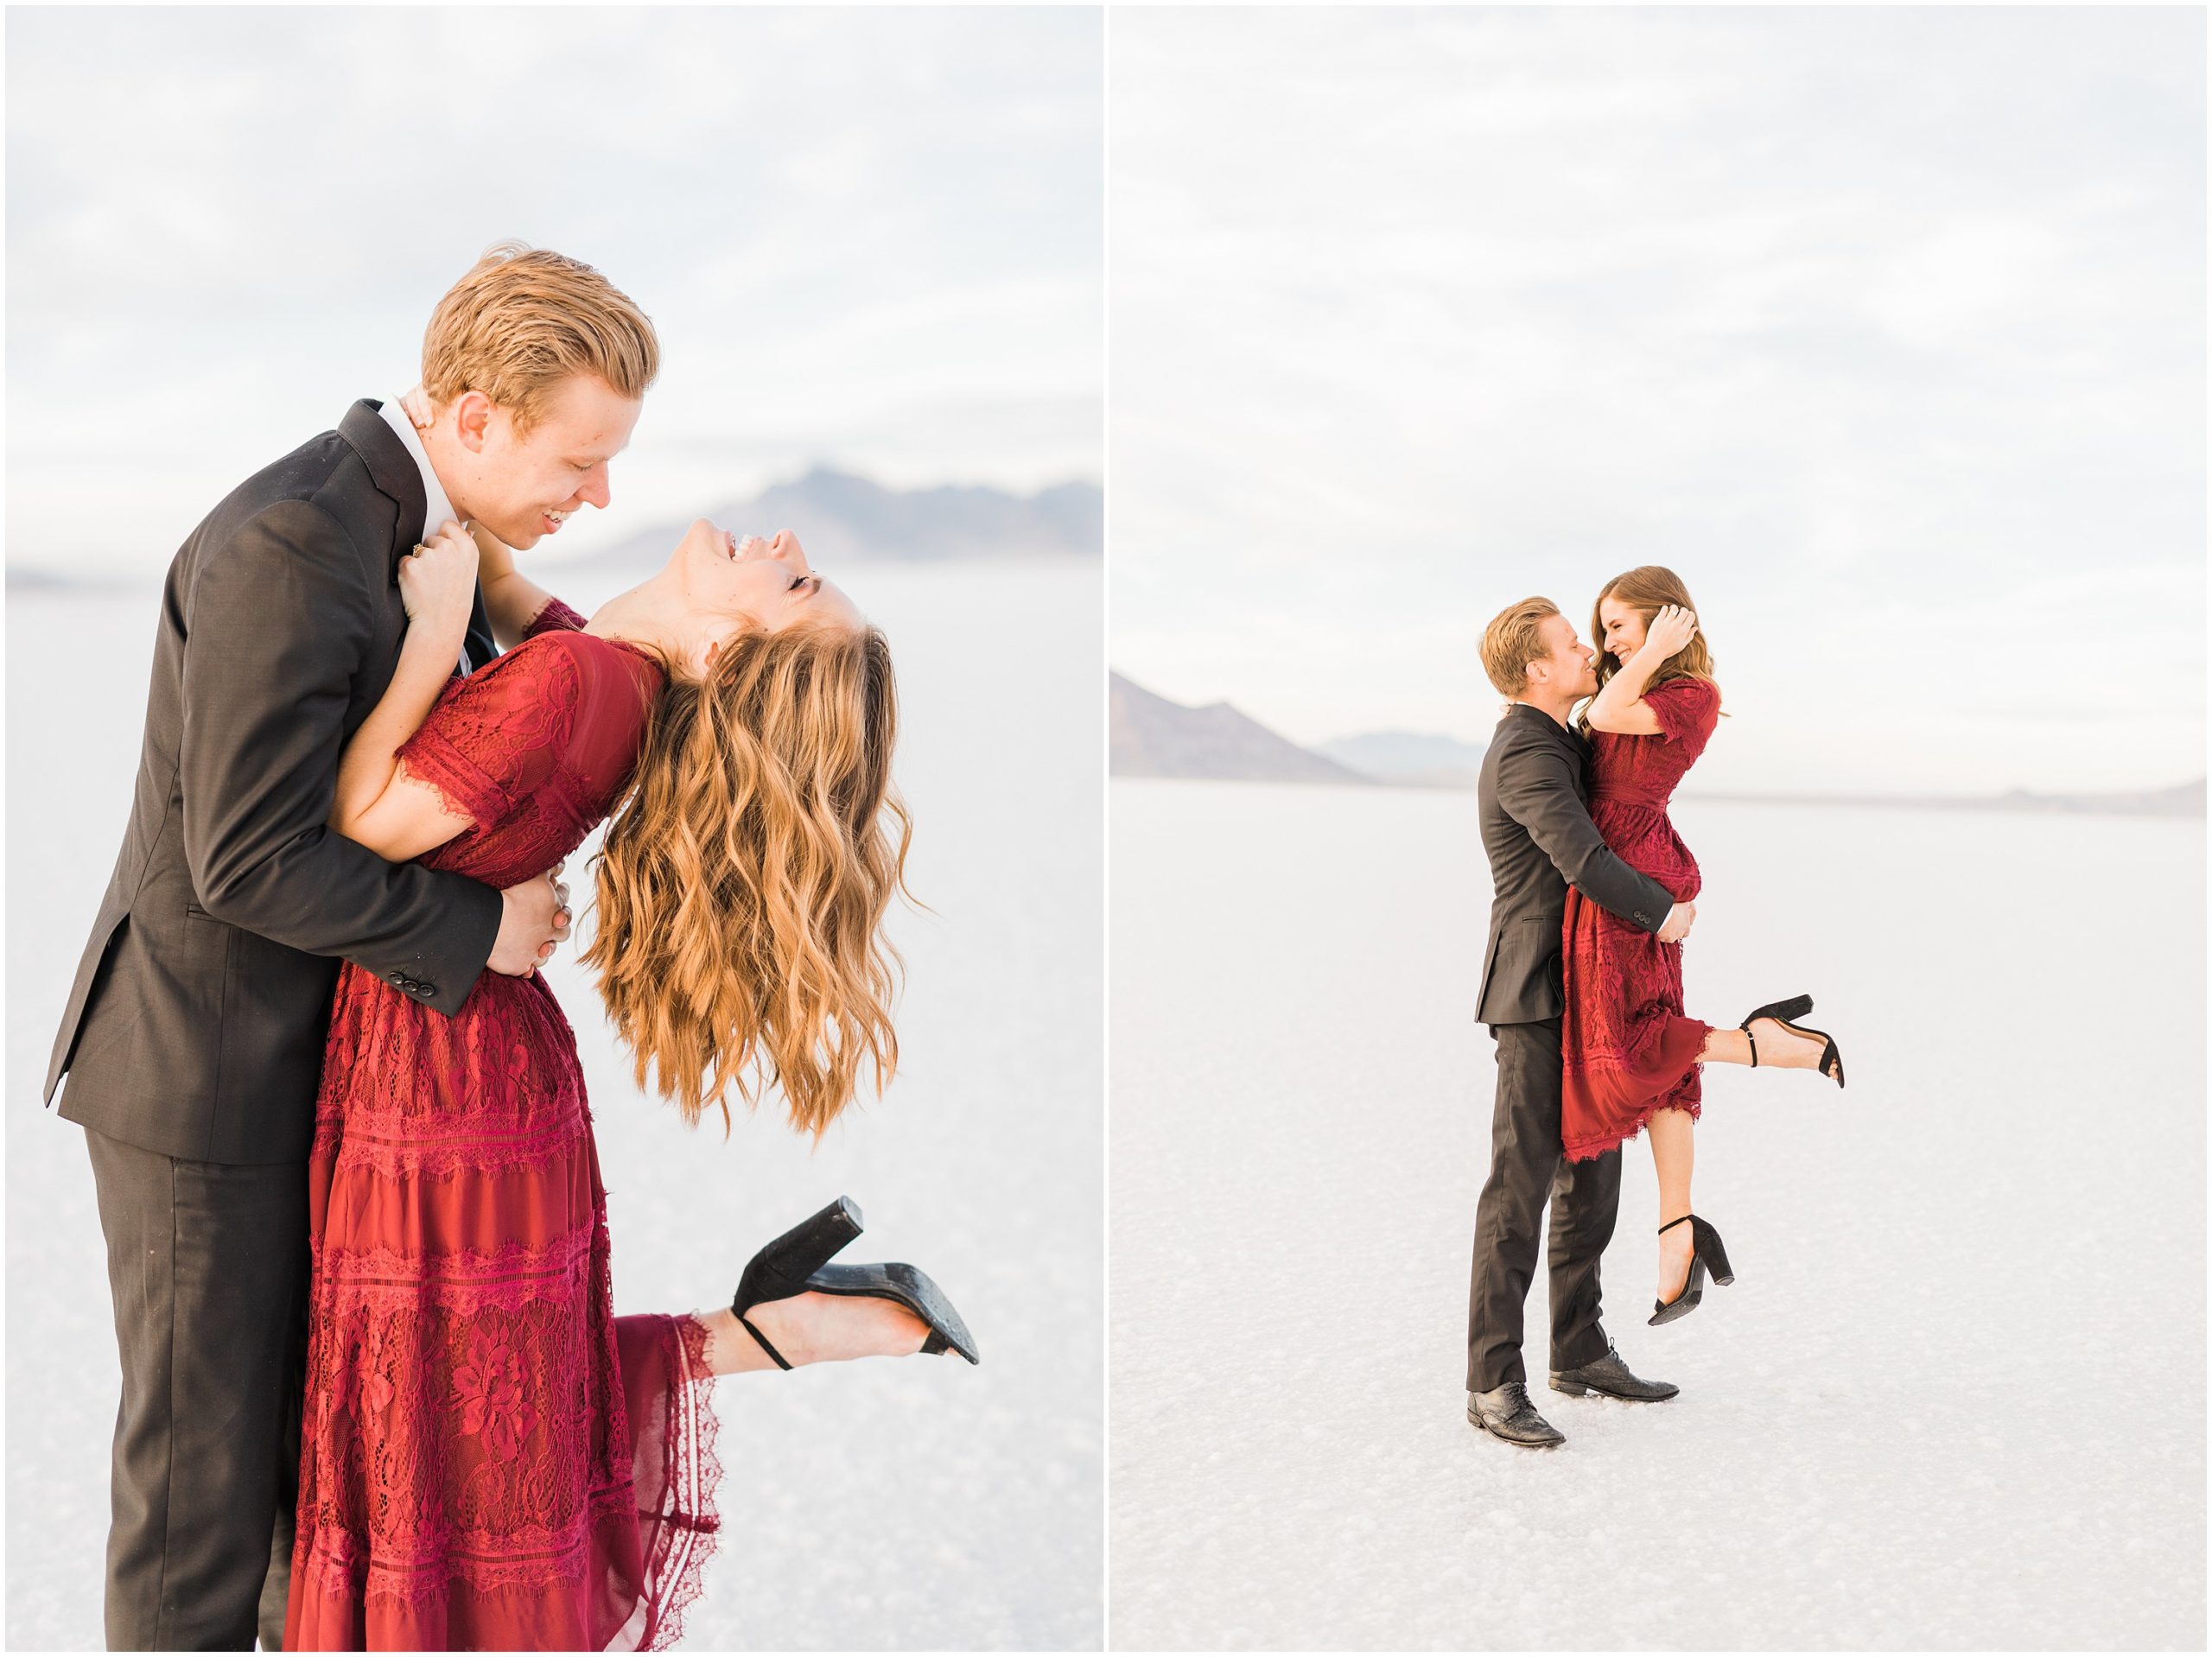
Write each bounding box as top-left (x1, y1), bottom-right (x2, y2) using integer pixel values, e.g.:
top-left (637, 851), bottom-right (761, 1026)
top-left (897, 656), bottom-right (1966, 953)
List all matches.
top-left (86, 1127), bottom-right (308, 1651)
top-left (1465, 1016), bottom-right (1622, 1393)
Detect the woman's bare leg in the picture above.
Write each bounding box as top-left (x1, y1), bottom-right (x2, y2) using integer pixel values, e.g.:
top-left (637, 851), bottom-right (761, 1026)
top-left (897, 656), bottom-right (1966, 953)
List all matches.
top-left (1649, 1107), bottom-right (1696, 1304)
top-left (696, 1292), bottom-right (933, 1377)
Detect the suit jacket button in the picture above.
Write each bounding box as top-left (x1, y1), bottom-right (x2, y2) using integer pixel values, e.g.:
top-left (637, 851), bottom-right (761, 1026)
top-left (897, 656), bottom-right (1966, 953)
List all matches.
top-left (419, 982), bottom-right (436, 997)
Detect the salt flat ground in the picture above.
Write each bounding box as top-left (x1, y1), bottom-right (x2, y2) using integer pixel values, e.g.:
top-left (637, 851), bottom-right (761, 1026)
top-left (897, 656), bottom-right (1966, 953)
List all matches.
top-left (1110, 778), bottom-right (2205, 1650)
top-left (7, 560), bottom-right (1103, 1651)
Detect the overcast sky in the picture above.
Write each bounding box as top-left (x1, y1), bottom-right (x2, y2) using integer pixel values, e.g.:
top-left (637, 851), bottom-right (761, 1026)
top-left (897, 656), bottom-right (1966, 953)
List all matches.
top-left (1109, 7), bottom-right (2205, 796)
top-left (6, 6), bottom-right (1102, 578)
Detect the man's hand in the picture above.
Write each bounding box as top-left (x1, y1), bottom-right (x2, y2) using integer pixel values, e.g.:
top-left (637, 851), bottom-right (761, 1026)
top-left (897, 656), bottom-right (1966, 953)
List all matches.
top-left (549, 863), bottom-right (572, 958)
top-left (488, 863), bottom-right (574, 975)
top-left (400, 385), bottom-right (435, 431)
top-left (1657, 900), bottom-right (1695, 944)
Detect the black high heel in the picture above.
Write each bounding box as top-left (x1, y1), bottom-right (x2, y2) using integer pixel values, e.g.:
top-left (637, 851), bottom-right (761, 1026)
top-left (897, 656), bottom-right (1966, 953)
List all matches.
top-left (1649, 1213), bottom-right (1734, 1326)
top-left (731, 1197), bottom-right (982, 1368)
top-left (1740, 994), bottom-right (1846, 1088)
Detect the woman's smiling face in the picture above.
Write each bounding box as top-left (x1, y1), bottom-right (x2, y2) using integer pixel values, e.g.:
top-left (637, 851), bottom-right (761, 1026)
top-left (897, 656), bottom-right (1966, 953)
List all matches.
top-left (1597, 595), bottom-right (1649, 664)
top-left (671, 521), bottom-right (861, 635)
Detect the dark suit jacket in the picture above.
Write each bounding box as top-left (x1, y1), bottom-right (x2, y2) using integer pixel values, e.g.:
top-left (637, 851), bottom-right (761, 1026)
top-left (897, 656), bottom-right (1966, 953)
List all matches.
top-left (47, 400), bottom-right (505, 1164)
top-left (1473, 702), bottom-right (1678, 1028)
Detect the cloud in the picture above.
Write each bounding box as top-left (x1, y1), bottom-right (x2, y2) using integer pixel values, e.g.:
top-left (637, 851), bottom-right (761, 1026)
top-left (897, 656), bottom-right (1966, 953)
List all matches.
top-left (1108, 7), bottom-right (2204, 792)
top-left (4, 7), bottom-right (1103, 574)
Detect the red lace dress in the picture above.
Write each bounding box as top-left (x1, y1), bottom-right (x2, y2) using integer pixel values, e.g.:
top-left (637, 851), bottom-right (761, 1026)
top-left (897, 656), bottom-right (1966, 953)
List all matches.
top-left (284, 601), bottom-right (721, 1652)
top-left (1559, 676), bottom-right (1723, 1162)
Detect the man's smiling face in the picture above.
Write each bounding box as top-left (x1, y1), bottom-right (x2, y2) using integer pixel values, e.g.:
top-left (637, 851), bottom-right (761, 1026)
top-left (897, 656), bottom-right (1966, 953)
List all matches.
top-left (1528, 612), bottom-right (1599, 699)
top-left (437, 373), bottom-right (641, 549)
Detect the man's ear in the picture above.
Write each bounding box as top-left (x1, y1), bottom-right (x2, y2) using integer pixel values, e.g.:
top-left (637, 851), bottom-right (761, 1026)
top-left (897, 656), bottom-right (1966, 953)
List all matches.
top-left (453, 390), bottom-right (494, 454)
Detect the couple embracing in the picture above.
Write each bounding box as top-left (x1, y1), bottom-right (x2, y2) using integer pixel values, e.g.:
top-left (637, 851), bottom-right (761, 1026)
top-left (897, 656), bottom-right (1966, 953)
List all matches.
top-left (1465, 570), bottom-right (1847, 1450)
top-left (48, 244), bottom-right (976, 1651)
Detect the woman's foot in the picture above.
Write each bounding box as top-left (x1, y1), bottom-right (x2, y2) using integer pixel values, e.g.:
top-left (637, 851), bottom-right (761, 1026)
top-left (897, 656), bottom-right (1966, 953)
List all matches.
top-left (1648, 1214), bottom-right (1733, 1325)
top-left (728, 1197), bottom-right (983, 1366)
top-left (1746, 1016), bottom-right (1834, 1074)
top-left (1656, 1219), bottom-right (1695, 1307)
top-left (702, 1290), bottom-right (933, 1375)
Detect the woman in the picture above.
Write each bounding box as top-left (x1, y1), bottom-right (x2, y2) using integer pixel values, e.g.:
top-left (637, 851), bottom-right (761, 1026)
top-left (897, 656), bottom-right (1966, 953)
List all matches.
top-left (1557, 565), bottom-right (1845, 1326)
top-left (283, 499), bottom-right (975, 1652)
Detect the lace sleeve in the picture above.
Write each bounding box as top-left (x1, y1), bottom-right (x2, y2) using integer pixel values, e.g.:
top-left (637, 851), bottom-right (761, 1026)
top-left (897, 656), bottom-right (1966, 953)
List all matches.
top-left (524, 597), bottom-right (589, 638)
top-left (395, 637), bottom-right (584, 829)
top-left (1646, 676), bottom-right (1720, 751)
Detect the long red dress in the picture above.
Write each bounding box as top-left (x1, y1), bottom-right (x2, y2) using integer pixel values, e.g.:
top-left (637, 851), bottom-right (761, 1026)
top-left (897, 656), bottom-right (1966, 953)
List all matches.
top-left (1559, 675), bottom-right (1722, 1162)
top-left (284, 601), bottom-right (721, 1652)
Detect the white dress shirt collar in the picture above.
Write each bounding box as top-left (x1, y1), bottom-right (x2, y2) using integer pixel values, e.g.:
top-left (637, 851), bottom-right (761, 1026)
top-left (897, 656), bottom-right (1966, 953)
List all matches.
top-left (377, 396), bottom-right (460, 542)
top-left (378, 396), bottom-right (475, 675)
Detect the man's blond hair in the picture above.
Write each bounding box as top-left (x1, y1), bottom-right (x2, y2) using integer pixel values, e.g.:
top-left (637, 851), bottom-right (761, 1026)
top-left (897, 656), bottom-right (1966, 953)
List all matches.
top-left (420, 242), bottom-right (658, 436)
top-left (1479, 596), bottom-right (1562, 698)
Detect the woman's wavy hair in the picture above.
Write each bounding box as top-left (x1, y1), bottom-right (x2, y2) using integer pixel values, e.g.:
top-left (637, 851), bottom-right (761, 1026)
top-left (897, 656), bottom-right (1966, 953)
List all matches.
top-left (1581, 564), bottom-right (1724, 735)
top-left (582, 620), bottom-right (912, 1139)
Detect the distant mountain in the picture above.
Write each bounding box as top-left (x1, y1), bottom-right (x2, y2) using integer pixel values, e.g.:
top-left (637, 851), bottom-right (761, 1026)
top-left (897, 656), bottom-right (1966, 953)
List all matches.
top-left (1315, 730), bottom-right (1486, 790)
top-left (586, 466), bottom-right (1099, 568)
top-left (1686, 779), bottom-right (2207, 819)
top-left (5, 567), bottom-right (80, 592)
top-left (1111, 679), bottom-right (2202, 816)
top-left (1990, 780), bottom-right (2205, 817)
top-left (1110, 672), bottom-right (1372, 786)
top-left (3, 565), bottom-right (141, 593)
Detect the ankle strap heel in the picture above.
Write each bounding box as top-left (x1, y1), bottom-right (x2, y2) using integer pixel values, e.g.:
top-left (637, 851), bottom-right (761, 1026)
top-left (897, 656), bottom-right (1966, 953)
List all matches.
top-left (731, 1197), bottom-right (983, 1368)
top-left (1650, 1213), bottom-right (1734, 1326)
top-left (1738, 994), bottom-right (1846, 1088)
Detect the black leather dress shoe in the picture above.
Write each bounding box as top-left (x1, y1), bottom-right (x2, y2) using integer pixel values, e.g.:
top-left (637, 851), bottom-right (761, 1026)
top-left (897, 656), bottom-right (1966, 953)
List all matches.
top-left (1467, 1381), bottom-right (1567, 1448)
top-left (1548, 1342), bottom-right (1678, 1402)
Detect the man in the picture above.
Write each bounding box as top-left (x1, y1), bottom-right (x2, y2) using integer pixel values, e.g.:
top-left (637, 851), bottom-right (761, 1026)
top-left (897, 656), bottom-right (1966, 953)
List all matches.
top-left (1465, 597), bottom-right (1691, 1450)
top-left (45, 243), bottom-right (657, 1648)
